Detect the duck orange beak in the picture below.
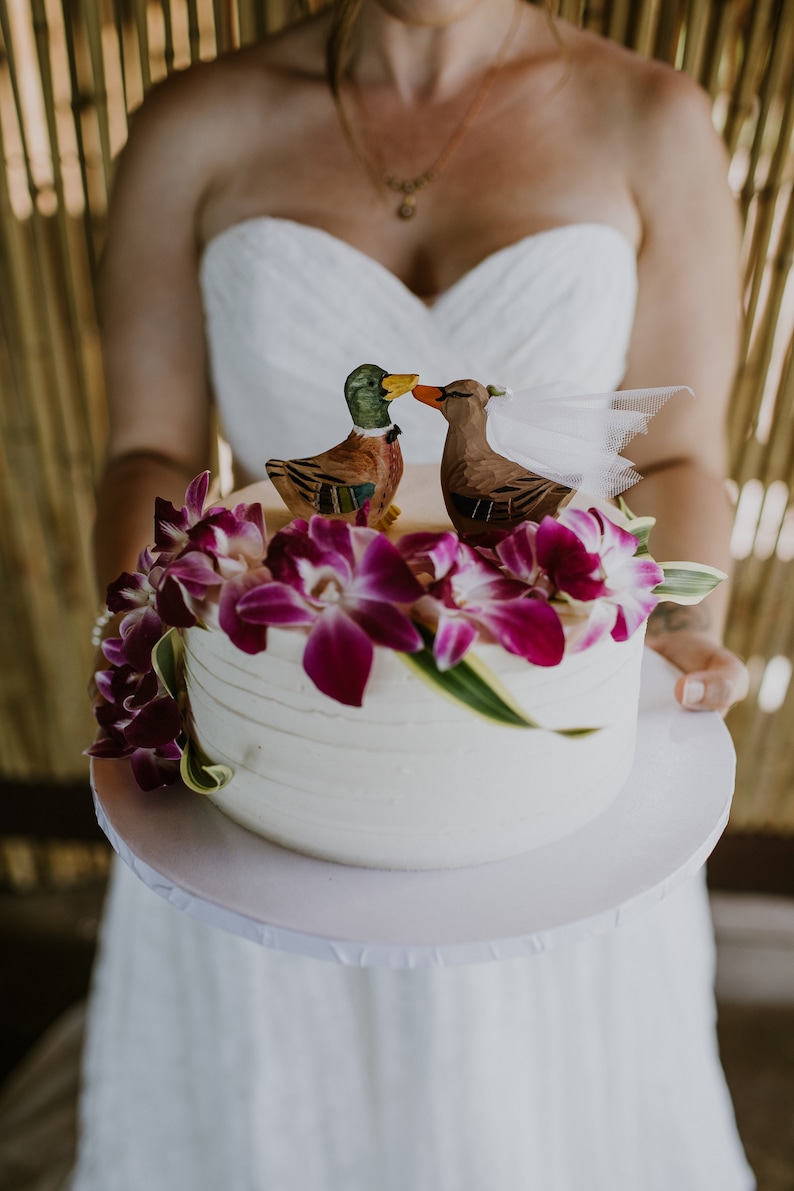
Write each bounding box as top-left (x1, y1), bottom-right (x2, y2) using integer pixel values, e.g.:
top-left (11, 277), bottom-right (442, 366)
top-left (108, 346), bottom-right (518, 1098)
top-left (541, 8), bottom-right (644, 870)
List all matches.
top-left (382, 373), bottom-right (420, 400)
top-left (412, 384), bottom-right (446, 408)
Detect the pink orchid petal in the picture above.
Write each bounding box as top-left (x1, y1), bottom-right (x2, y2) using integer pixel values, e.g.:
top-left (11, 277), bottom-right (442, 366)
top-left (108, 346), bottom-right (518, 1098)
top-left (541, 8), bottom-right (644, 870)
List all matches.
top-left (267, 529), bottom-right (351, 592)
top-left (555, 507), bottom-right (603, 552)
top-left (86, 735), bottom-right (133, 759)
top-left (124, 694), bottom-right (182, 748)
top-left (477, 598), bottom-right (565, 667)
top-left (348, 523), bottom-right (381, 561)
top-left (345, 599), bottom-right (423, 653)
top-left (123, 669), bottom-right (160, 711)
top-left (185, 471), bottom-right (210, 519)
top-left (494, 521), bottom-right (540, 583)
top-left (106, 570), bottom-right (154, 613)
top-left (236, 581), bottom-right (316, 627)
top-left (596, 510), bottom-right (641, 559)
top-left (136, 546), bottom-right (155, 573)
top-left (238, 501), bottom-right (266, 539)
top-left (434, 615), bottom-right (478, 671)
top-left (397, 532), bottom-right (459, 581)
top-left (610, 590), bottom-right (660, 641)
top-left (303, 606), bottom-right (373, 706)
top-left (101, 635), bottom-right (128, 667)
top-left (155, 575), bottom-right (198, 628)
top-left (567, 599), bottom-right (617, 653)
top-left (130, 746), bottom-right (181, 791)
top-left (94, 696), bottom-right (133, 729)
top-left (164, 551), bottom-right (222, 593)
top-left (608, 555), bottom-right (664, 591)
top-left (217, 569), bottom-right (273, 653)
top-left (94, 668), bottom-right (120, 703)
top-left (119, 608), bottom-right (165, 673)
top-left (153, 496), bottom-right (190, 555)
top-left (350, 534), bottom-right (424, 604)
top-left (309, 516), bottom-right (356, 566)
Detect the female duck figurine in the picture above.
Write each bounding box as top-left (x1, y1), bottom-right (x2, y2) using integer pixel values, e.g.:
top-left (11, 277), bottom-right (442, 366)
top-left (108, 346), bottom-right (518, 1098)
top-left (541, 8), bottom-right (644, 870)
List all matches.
top-left (412, 378), bottom-right (572, 537)
top-left (266, 363), bottom-right (418, 528)
top-left (413, 376), bottom-right (685, 538)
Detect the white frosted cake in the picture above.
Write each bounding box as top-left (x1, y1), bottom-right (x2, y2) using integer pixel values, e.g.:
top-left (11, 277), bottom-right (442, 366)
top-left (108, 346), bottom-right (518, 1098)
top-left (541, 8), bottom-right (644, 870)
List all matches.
top-left (185, 623), bottom-right (643, 870)
top-left (181, 466), bottom-right (645, 870)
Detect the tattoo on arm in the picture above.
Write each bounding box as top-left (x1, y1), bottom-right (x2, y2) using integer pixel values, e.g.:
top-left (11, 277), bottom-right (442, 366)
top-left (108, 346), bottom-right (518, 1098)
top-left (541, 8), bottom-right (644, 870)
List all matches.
top-left (647, 602), bottom-right (712, 636)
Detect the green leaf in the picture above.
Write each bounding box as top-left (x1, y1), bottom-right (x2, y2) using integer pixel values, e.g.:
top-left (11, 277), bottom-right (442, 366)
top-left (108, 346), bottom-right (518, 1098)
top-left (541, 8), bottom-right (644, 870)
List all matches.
top-left (180, 736), bottom-right (233, 794)
top-left (654, 561), bottom-right (727, 605)
top-left (399, 623), bottom-right (599, 736)
top-left (625, 517), bottom-right (657, 555)
top-left (617, 498), bottom-right (657, 554)
top-left (152, 627), bottom-right (183, 700)
top-left (153, 628), bottom-right (234, 793)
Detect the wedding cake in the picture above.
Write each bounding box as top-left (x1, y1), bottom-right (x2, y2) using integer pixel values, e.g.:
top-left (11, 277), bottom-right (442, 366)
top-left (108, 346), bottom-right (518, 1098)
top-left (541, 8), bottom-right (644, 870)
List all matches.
top-left (91, 451), bottom-right (719, 872)
top-left (184, 617), bottom-right (644, 869)
top-left (181, 467), bottom-right (645, 870)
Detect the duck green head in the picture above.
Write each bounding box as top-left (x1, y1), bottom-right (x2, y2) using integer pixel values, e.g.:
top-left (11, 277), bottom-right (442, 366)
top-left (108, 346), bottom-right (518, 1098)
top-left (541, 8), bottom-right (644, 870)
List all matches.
top-left (344, 364), bottom-right (419, 430)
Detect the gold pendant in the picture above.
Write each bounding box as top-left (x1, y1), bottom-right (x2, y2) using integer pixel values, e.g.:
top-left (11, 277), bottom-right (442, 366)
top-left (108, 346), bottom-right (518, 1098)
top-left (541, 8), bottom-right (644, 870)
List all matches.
top-left (398, 194), bottom-right (416, 219)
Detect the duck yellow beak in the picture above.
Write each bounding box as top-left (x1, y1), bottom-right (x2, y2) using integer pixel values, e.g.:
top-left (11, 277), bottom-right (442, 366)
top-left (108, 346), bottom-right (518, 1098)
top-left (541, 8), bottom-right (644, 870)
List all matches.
top-left (382, 373), bottom-right (420, 400)
top-left (412, 384), bottom-right (446, 408)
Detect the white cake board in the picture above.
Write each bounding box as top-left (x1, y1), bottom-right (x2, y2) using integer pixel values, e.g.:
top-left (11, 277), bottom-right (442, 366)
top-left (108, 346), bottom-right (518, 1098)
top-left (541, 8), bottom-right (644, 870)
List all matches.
top-left (91, 649), bottom-right (735, 968)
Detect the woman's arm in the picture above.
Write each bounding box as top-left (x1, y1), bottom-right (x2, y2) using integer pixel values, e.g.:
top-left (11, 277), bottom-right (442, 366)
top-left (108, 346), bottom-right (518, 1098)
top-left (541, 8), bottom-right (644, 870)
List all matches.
top-left (620, 66), bottom-right (748, 713)
top-left (93, 69), bottom-right (222, 593)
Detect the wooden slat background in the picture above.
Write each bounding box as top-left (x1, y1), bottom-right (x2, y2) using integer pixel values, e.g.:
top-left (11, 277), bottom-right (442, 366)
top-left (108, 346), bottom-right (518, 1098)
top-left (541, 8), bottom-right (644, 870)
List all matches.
top-left (1, 0), bottom-right (793, 830)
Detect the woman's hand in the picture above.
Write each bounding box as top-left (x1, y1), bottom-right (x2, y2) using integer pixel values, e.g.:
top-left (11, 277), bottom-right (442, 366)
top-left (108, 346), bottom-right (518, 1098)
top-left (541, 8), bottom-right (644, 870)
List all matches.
top-left (646, 603), bottom-right (749, 716)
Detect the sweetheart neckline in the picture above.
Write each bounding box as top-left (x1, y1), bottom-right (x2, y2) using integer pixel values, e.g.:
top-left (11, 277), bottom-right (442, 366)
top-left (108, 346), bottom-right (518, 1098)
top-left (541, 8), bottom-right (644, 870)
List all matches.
top-left (200, 215), bottom-right (637, 308)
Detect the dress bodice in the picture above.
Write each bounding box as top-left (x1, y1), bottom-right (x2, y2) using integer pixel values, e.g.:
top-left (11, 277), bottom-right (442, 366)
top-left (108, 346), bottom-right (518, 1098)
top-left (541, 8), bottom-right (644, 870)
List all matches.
top-left (199, 217), bottom-right (637, 479)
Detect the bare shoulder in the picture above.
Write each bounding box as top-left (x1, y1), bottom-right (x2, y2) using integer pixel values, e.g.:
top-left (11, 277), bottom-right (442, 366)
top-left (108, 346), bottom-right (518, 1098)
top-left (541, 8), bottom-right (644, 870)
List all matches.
top-left (109, 11), bottom-right (328, 217)
top-left (558, 24), bottom-right (727, 174)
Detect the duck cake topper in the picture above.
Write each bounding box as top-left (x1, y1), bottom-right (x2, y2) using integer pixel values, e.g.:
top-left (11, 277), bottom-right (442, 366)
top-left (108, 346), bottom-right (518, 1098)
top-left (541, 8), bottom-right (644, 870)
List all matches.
top-left (266, 363), bottom-right (418, 529)
top-left (412, 377), bottom-right (691, 538)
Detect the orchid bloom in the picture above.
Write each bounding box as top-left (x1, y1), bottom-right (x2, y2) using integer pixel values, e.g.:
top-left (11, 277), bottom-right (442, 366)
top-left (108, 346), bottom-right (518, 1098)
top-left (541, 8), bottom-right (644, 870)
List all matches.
top-left (105, 547), bottom-right (161, 618)
top-left (87, 607), bottom-right (183, 789)
top-left (153, 471), bottom-right (214, 561)
top-left (156, 503), bottom-right (267, 630)
top-left (400, 533), bottom-right (565, 671)
top-left (233, 516), bottom-right (424, 705)
top-left (554, 507), bottom-right (664, 648)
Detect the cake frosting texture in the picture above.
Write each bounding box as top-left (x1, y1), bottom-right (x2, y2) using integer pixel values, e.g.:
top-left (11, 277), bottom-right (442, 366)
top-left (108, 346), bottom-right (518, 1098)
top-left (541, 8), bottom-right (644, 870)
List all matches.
top-left (184, 622), bottom-right (644, 870)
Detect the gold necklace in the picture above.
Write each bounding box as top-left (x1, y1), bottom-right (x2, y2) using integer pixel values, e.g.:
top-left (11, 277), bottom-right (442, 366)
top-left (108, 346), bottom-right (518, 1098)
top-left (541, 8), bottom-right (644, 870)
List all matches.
top-left (340, 3), bottom-right (522, 220)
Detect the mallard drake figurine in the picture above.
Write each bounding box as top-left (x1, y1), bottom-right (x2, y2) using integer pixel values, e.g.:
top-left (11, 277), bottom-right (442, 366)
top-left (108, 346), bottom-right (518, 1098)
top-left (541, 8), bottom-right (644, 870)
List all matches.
top-left (266, 364), bottom-right (418, 529)
top-left (413, 377), bottom-right (687, 538)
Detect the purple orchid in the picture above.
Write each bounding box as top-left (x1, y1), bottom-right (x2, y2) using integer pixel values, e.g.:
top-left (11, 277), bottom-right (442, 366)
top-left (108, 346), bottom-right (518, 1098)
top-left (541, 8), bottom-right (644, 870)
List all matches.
top-left (88, 597), bottom-right (183, 789)
top-left (153, 471), bottom-right (215, 561)
top-left (554, 507), bottom-right (663, 648)
top-left (155, 502), bottom-right (268, 629)
top-left (105, 547), bottom-right (161, 616)
top-left (87, 648), bottom-right (183, 790)
top-left (101, 607), bottom-right (166, 673)
top-left (187, 503), bottom-right (266, 577)
top-left (401, 534), bottom-right (565, 671)
top-left (233, 516), bottom-right (424, 705)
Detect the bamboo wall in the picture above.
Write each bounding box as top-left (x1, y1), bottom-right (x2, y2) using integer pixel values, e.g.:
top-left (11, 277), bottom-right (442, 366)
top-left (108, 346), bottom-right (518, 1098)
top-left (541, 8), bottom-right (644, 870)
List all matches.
top-left (0, 0), bottom-right (793, 829)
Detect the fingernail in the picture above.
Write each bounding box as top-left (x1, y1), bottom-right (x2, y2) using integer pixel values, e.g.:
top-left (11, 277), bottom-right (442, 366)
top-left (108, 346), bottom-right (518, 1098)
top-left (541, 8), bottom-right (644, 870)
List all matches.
top-left (683, 678), bottom-right (706, 708)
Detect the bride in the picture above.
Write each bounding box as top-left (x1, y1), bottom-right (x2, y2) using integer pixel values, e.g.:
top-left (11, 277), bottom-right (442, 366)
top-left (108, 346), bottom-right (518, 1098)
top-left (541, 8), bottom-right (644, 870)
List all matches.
top-left (76, 1), bottom-right (754, 1187)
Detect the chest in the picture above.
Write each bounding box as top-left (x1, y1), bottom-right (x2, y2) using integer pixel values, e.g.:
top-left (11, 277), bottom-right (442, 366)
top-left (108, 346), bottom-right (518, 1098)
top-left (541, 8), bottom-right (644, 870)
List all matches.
top-left (201, 70), bottom-right (640, 300)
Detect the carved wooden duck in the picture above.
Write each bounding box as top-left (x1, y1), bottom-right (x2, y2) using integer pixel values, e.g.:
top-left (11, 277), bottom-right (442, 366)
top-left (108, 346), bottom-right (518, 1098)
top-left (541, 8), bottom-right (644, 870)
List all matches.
top-left (266, 364), bottom-right (418, 529)
top-left (413, 378), bottom-right (572, 538)
top-left (414, 376), bottom-right (687, 539)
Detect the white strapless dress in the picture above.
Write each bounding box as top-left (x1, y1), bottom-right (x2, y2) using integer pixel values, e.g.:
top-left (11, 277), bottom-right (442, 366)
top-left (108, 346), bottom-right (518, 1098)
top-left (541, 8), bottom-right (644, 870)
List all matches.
top-left (72, 219), bottom-right (754, 1191)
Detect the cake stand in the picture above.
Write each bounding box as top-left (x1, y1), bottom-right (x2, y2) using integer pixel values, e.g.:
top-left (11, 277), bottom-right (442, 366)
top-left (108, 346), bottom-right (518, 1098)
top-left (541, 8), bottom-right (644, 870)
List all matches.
top-left (91, 648), bottom-right (735, 968)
